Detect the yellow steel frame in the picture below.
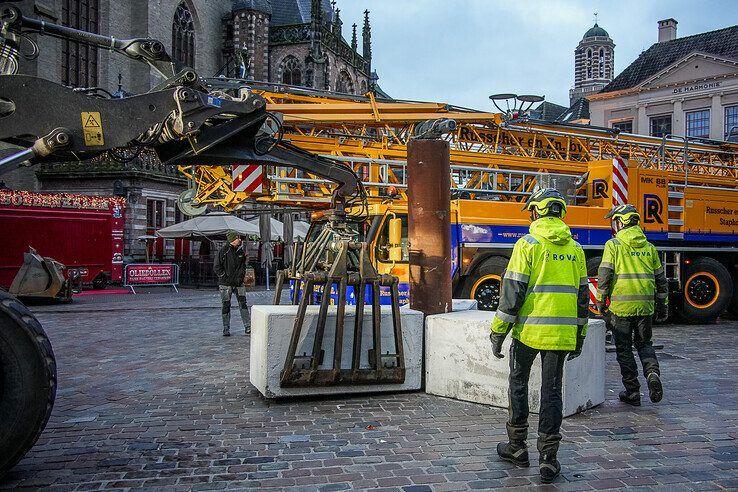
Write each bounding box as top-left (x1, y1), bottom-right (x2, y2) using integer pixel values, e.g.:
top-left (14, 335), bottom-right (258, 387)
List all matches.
top-left (179, 89), bottom-right (738, 211)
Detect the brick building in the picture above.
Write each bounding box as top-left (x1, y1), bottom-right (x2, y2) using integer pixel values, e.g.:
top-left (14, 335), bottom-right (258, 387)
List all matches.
top-left (2, 0), bottom-right (378, 261)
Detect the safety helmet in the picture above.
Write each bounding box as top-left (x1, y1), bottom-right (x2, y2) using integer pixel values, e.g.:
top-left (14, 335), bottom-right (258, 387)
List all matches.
top-left (604, 204), bottom-right (640, 225)
top-left (523, 188), bottom-right (567, 218)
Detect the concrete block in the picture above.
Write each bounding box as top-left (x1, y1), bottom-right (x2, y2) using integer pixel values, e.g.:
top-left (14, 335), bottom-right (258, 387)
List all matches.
top-left (250, 305), bottom-right (424, 398)
top-left (425, 311), bottom-right (605, 417)
top-left (401, 299), bottom-right (478, 311)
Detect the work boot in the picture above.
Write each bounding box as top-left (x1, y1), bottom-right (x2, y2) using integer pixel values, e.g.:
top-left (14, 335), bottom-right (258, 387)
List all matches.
top-left (619, 389), bottom-right (641, 406)
top-left (496, 442), bottom-right (530, 467)
top-left (245, 325), bottom-right (251, 335)
top-left (539, 454), bottom-right (561, 484)
top-left (647, 373), bottom-right (663, 403)
top-left (223, 327), bottom-right (231, 337)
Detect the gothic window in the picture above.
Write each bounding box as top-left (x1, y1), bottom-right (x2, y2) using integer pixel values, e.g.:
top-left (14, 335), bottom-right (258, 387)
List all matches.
top-left (586, 49), bottom-right (592, 79)
top-left (305, 68), bottom-right (314, 88)
top-left (598, 48), bottom-right (605, 78)
top-left (281, 56), bottom-right (302, 86)
top-left (336, 70), bottom-right (354, 94)
top-left (61, 0), bottom-right (99, 87)
top-left (172, 2), bottom-right (195, 67)
top-left (360, 80), bottom-right (367, 94)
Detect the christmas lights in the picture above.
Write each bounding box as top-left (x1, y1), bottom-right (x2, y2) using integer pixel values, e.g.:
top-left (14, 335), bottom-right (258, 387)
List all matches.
top-left (0, 190), bottom-right (126, 211)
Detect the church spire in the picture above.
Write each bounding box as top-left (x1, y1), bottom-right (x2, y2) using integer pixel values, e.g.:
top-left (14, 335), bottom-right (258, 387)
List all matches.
top-left (362, 9), bottom-right (372, 73)
top-left (351, 23), bottom-right (358, 51)
top-left (333, 8), bottom-right (342, 36)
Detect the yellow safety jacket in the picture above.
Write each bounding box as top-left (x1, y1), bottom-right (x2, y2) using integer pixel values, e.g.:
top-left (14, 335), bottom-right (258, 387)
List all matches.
top-left (491, 217), bottom-right (589, 351)
top-left (596, 225), bottom-right (668, 317)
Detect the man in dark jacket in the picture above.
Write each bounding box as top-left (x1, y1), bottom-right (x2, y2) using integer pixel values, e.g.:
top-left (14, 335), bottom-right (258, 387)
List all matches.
top-left (214, 230), bottom-right (250, 336)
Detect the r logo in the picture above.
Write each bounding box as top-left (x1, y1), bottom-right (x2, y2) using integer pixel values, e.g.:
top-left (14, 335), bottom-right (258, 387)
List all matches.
top-left (644, 194), bottom-right (664, 224)
top-left (592, 179), bottom-right (609, 199)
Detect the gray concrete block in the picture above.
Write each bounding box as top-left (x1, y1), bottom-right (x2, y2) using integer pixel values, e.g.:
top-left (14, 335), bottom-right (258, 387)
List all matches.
top-left (250, 305), bottom-right (424, 398)
top-left (425, 311), bottom-right (605, 417)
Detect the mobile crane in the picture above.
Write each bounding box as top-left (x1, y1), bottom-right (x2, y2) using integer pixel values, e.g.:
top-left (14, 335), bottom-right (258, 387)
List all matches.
top-left (180, 82), bottom-right (738, 325)
top-left (0, 3), bottom-right (404, 473)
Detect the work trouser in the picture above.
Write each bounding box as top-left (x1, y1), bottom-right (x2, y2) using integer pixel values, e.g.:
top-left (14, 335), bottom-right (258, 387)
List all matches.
top-left (506, 339), bottom-right (567, 456)
top-left (219, 285), bottom-right (250, 332)
top-left (611, 314), bottom-right (659, 393)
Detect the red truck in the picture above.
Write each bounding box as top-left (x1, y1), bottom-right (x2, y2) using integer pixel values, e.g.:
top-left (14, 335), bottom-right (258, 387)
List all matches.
top-left (0, 190), bottom-right (125, 291)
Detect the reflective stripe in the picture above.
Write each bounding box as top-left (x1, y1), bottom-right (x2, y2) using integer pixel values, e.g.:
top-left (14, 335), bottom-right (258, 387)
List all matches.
top-left (516, 316), bottom-right (588, 325)
top-left (611, 238), bottom-right (621, 245)
top-left (580, 277), bottom-right (589, 286)
top-left (495, 310), bottom-right (517, 323)
top-left (617, 273), bottom-right (654, 279)
top-left (610, 295), bottom-right (654, 301)
top-left (599, 261), bottom-right (614, 270)
top-left (521, 234), bottom-right (539, 245)
top-left (504, 271), bottom-right (530, 283)
top-left (530, 284), bottom-right (578, 294)
top-left (654, 267), bottom-right (665, 276)
top-left (656, 292), bottom-right (669, 299)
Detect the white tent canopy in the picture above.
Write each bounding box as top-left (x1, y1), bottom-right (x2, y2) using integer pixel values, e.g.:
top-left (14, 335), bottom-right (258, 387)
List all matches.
top-left (156, 212), bottom-right (259, 240)
top-left (293, 221), bottom-right (310, 240)
top-left (247, 216), bottom-right (284, 241)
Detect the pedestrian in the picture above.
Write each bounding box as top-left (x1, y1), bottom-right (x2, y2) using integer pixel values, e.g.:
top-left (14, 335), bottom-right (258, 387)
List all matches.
top-left (596, 204), bottom-right (668, 406)
top-left (214, 230), bottom-right (250, 336)
top-left (490, 188), bottom-right (589, 484)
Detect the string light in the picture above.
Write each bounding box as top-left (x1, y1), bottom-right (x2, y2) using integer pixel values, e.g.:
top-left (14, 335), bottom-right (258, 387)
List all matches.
top-left (0, 190), bottom-right (126, 211)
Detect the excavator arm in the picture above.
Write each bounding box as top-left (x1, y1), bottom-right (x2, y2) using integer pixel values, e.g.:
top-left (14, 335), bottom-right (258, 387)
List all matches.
top-left (0, 3), bottom-right (362, 213)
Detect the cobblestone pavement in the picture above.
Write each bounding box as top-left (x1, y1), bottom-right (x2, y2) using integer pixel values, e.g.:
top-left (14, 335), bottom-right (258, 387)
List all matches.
top-left (1, 289), bottom-right (737, 491)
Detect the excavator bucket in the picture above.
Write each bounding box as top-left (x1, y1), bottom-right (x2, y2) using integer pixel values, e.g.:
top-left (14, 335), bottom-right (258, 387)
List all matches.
top-left (9, 248), bottom-right (70, 301)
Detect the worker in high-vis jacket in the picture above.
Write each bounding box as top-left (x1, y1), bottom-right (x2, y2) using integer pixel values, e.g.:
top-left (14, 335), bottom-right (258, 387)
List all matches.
top-left (596, 204), bottom-right (668, 407)
top-left (490, 188), bottom-right (589, 485)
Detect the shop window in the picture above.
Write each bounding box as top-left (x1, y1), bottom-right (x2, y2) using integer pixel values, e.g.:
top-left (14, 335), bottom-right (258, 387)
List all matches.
top-left (686, 109), bottom-right (710, 138)
top-left (146, 199), bottom-right (165, 229)
top-left (611, 120), bottom-right (633, 133)
top-left (724, 105), bottom-right (738, 139)
top-left (649, 115), bottom-right (672, 138)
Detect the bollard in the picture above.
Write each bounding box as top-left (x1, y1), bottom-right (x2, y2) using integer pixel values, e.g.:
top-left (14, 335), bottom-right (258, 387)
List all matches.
top-left (407, 138), bottom-right (452, 315)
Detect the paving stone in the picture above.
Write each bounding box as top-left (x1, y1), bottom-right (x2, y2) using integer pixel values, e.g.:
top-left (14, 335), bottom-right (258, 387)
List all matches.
top-left (0, 290), bottom-right (734, 492)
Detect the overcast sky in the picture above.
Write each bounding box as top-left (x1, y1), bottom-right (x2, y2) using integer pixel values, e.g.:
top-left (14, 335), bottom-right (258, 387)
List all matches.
top-left (337, 0), bottom-right (738, 109)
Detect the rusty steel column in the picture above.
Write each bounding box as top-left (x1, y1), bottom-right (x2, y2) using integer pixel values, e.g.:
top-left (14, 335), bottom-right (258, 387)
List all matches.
top-left (407, 138), bottom-right (452, 315)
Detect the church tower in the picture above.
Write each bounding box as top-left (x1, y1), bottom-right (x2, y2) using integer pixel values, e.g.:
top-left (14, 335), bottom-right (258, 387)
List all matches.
top-left (570, 22), bottom-right (615, 105)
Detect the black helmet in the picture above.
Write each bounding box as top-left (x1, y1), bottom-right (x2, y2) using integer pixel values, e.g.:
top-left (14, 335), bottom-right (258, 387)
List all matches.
top-left (523, 188), bottom-right (567, 218)
top-left (605, 204), bottom-right (640, 225)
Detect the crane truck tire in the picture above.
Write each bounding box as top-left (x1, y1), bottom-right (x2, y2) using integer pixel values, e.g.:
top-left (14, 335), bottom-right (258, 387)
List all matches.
top-left (462, 256), bottom-right (508, 311)
top-left (680, 257), bottom-right (733, 324)
top-left (0, 290), bottom-right (56, 476)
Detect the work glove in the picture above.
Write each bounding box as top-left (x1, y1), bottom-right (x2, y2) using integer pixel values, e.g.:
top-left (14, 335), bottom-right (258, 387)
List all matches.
top-left (489, 329), bottom-right (509, 359)
top-left (568, 335), bottom-right (585, 361)
top-left (596, 300), bottom-right (608, 316)
top-left (655, 302), bottom-right (669, 323)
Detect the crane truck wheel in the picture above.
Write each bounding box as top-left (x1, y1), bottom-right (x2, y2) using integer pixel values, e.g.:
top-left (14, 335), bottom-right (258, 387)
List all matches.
top-left (462, 256), bottom-right (508, 311)
top-left (680, 257), bottom-right (733, 324)
top-left (0, 290), bottom-right (57, 476)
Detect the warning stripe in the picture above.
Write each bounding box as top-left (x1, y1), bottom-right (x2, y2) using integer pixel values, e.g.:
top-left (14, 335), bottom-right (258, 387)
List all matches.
top-left (588, 278), bottom-right (598, 306)
top-left (232, 164), bottom-right (263, 193)
top-left (612, 158), bottom-right (628, 206)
